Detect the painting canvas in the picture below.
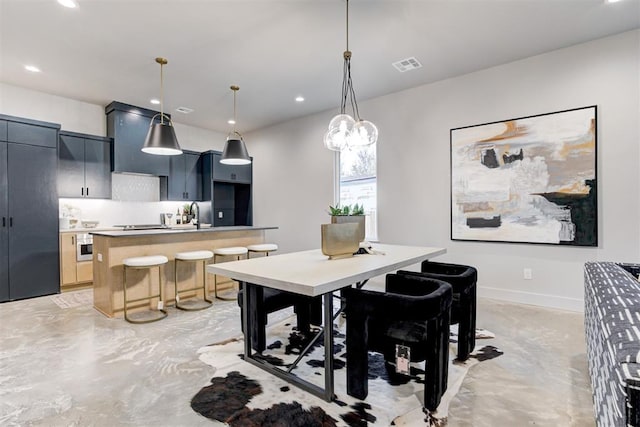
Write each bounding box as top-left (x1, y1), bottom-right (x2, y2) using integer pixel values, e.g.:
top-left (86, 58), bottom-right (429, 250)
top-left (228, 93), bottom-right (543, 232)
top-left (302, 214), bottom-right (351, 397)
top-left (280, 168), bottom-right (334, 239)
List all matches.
top-left (450, 106), bottom-right (597, 246)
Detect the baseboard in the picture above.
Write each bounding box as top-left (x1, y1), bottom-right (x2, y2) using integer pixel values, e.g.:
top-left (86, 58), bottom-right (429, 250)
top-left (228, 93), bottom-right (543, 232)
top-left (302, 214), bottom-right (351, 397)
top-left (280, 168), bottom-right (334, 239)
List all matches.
top-left (478, 286), bottom-right (584, 313)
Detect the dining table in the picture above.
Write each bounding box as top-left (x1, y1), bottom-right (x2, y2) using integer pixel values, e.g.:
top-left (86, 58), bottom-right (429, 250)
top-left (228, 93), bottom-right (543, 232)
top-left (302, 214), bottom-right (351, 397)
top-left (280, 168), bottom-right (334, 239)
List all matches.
top-left (205, 243), bottom-right (446, 401)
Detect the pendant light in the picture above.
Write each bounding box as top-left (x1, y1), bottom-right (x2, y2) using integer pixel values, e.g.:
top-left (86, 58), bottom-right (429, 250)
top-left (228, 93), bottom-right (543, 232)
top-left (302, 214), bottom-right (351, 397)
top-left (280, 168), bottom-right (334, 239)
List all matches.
top-left (324, 0), bottom-right (378, 152)
top-left (221, 85), bottom-right (251, 165)
top-left (142, 57), bottom-right (182, 156)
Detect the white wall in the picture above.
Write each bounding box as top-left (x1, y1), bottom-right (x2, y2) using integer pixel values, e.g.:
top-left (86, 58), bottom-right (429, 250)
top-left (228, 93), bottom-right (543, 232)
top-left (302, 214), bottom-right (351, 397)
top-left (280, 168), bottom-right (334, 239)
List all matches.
top-left (249, 30), bottom-right (640, 311)
top-left (0, 82), bottom-right (227, 151)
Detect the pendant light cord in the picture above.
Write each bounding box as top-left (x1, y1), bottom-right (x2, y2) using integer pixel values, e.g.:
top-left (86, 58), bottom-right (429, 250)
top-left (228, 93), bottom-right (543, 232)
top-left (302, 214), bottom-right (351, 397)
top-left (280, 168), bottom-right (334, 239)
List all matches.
top-left (340, 0), bottom-right (360, 121)
top-left (160, 61), bottom-right (164, 124)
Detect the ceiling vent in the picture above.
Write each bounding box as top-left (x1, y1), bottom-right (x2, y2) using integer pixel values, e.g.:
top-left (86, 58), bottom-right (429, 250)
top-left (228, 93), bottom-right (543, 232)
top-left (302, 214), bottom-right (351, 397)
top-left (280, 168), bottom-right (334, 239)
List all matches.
top-left (392, 57), bottom-right (422, 73)
top-left (175, 106), bottom-right (194, 114)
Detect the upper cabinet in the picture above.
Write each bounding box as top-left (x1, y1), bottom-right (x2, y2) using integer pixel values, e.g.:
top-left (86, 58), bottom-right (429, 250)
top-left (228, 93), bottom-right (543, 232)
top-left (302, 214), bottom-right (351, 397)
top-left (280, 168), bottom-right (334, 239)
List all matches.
top-left (0, 120), bottom-right (7, 141)
top-left (163, 150), bottom-right (202, 201)
top-left (58, 131), bottom-right (112, 199)
top-left (211, 152), bottom-right (252, 183)
top-left (105, 101), bottom-right (170, 176)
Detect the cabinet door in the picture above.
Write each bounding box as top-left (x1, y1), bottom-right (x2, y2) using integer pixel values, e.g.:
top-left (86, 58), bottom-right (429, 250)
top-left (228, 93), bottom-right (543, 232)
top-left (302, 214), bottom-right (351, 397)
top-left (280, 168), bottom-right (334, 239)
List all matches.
top-left (58, 134), bottom-right (86, 197)
top-left (112, 111), bottom-right (169, 176)
top-left (0, 120), bottom-right (7, 141)
top-left (8, 144), bottom-right (59, 300)
top-left (60, 233), bottom-right (77, 285)
top-left (7, 122), bottom-right (57, 148)
top-left (212, 153), bottom-right (251, 183)
top-left (84, 138), bottom-right (112, 199)
top-left (168, 154), bottom-right (187, 200)
top-left (76, 261), bottom-right (93, 283)
top-left (184, 153), bottom-right (201, 200)
top-left (0, 142), bottom-right (8, 302)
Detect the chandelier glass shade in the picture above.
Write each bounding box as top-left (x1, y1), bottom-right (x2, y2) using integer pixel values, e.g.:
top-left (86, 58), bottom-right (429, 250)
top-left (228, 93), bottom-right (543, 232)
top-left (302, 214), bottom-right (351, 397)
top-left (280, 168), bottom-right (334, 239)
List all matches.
top-left (324, 0), bottom-right (378, 152)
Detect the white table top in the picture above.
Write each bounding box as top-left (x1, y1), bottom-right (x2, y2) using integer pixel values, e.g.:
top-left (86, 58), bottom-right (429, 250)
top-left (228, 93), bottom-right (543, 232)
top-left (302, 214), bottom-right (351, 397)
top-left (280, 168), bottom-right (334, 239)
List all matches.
top-left (206, 243), bottom-right (446, 297)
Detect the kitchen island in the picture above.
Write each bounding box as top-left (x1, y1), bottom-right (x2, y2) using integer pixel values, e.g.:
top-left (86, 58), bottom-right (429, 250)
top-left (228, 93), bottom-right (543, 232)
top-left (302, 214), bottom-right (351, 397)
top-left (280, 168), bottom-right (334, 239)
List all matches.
top-left (91, 226), bottom-right (277, 317)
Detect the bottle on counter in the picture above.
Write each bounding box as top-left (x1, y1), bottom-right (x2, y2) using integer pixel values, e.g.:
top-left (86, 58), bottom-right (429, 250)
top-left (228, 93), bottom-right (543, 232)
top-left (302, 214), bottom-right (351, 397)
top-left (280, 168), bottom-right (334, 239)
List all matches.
top-left (176, 208), bottom-right (181, 225)
top-left (182, 208), bottom-right (188, 224)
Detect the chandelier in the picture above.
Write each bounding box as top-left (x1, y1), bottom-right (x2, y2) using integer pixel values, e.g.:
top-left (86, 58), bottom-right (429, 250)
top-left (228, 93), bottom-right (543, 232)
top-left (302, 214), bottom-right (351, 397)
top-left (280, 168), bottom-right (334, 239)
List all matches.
top-left (323, 0), bottom-right (378, 152)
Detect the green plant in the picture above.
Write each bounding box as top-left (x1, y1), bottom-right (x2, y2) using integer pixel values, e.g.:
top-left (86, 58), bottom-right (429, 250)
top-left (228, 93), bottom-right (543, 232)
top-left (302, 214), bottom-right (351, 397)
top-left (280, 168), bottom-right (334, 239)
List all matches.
top-left (328, 203), bottom-right (365, 216)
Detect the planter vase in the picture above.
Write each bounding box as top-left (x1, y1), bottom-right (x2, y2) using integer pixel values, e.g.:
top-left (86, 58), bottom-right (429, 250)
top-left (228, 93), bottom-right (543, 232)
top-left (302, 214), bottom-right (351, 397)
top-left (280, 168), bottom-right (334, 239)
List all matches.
top-left (331, 215), bottom-right (365, 242)
top-left (321, 223), bottom-right (360, 260)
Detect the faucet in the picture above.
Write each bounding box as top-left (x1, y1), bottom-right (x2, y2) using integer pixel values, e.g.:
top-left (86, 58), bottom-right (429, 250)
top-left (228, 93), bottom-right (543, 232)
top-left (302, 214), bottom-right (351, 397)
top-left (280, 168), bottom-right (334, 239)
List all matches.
top-left (189, 201), bottom-right (200, 230)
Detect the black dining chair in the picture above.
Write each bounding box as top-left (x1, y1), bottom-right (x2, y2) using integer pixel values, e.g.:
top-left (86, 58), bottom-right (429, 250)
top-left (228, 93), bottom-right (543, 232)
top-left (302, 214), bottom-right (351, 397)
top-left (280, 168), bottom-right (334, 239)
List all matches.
top-left (238, 283), bottom-right (322, 352)
top-left (398, 260), bottom-right (477, 361)
top-left (344, 274), bottom-right (452, 412)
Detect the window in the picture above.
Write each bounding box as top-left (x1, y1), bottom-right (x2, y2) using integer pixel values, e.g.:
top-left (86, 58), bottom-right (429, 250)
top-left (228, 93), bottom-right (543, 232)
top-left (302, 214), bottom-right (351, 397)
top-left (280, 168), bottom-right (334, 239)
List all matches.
top-left (338, 144), bottom-right (378, 240)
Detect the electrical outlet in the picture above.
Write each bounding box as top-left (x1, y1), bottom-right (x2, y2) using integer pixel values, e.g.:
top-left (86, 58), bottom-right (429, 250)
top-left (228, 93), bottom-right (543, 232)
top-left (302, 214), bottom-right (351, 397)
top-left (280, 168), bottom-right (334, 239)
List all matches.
top-left (97, 253), bottom-right (103, 262)
top-left (524, 268), bottom-right (533, 280)
top-left (157, 301), bottom-right (164, 310)
top-left (218, 211), bottom-right (223, 219)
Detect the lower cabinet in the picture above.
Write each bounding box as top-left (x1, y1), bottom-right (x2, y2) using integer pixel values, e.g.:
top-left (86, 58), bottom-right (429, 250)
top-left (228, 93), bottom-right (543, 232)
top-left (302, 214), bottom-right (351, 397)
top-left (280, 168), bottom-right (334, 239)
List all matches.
top-left (60, 233), bottom-right (93, 288)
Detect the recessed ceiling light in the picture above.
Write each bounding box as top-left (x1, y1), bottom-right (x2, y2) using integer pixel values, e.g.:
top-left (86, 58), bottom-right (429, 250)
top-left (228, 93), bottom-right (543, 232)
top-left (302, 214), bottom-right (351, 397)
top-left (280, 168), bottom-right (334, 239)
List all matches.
top-left (295, 96), bottom-right (305, 102)
top-left (605, 0), bottom-right (622, 3)
top-left (150, 99), bottom-right (160, 105)
top-left (227, 119), bottom-right (236, 125)
top-left (57, 0), bottom-right (78, 8)
top-left (24, 65), bottom-right (41, 73)
top-left (175, 107), bottom-right (194, 114)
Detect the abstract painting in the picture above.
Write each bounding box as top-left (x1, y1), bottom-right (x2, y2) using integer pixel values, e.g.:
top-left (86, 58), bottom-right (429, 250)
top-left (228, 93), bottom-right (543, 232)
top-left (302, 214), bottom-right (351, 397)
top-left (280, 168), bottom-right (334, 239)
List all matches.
top-left (450, 106), bottom-right (597, 246)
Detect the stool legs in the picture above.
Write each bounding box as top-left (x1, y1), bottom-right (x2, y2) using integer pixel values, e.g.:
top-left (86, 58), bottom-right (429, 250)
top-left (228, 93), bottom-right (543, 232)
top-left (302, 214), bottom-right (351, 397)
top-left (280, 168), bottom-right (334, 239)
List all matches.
top-left (123, 264), bottom-right (168, 324)
top-left (174, 258), bottom-right (213, 311)
top-left (213, 254), bottom-right (241, 301)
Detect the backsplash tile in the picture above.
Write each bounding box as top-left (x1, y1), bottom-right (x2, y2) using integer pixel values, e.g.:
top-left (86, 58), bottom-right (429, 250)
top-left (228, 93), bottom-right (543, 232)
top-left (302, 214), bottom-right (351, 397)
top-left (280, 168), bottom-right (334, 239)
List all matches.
top-left (112, 173), bottom-right (159, 202)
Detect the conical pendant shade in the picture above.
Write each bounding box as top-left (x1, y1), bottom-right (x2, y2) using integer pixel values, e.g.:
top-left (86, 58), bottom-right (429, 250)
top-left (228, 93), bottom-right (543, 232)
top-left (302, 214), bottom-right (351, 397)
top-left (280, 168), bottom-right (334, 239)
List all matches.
top-left (142, 121), bottom-right (182, 155)
top-left (221, 137), bottom-right (251, 165)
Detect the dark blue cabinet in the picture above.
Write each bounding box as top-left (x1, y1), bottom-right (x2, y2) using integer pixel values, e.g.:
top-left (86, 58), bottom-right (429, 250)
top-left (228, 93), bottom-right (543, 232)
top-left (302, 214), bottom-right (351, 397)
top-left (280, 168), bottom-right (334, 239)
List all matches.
top-left (164, 150), bottom-right (201, 201)
top-left (59, 131), bottom-right (112, 198)
top-left (106, 101), bottom-right (170, 176)
top-left (0, 114), bottom-right (60, 302)
top-left (201, 150), bottom-right (253, 226)
top-left (0, 142), bottom-right (8, 302)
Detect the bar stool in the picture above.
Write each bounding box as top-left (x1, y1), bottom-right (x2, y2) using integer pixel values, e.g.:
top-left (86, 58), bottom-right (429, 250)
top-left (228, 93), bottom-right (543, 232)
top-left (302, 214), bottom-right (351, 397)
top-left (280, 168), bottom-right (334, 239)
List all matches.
top-left (247, 243), bottom-right (278, 258)
top-left (174, 250), bottom-right (214, 311)
top-left (122, 255), bottom-right (169, 324)
top-left (212, 246), bottom-right (248, 300)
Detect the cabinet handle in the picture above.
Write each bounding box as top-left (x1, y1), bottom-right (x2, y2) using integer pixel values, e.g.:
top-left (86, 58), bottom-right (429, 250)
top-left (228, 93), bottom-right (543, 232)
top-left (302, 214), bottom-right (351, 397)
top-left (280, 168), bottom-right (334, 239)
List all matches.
top-left (72, 235), bottom-right (75, 245)
top-left (2, 217), bottom-right (4, 227)
top-left (81, 187), bottom-right (84, 196)
top-left (231, 173), bottom-right (236, 180)
top-left (9, 217), bottom-right (12, 227)
top-left (86, 187), bottom-right (89, 196)
top-left (186, 192), bottom-right (189, 199)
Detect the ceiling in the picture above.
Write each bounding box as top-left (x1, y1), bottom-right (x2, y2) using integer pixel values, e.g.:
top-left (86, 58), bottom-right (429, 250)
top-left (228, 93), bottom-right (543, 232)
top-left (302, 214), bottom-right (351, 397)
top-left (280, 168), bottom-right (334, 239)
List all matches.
top-left (1, 0), bottom-right (639, 133)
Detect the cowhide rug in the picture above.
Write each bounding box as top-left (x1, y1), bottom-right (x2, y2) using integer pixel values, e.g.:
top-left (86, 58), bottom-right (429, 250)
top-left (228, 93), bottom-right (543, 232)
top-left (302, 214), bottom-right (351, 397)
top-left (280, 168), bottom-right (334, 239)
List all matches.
top-left (192, 316), bottom-right (502, 426)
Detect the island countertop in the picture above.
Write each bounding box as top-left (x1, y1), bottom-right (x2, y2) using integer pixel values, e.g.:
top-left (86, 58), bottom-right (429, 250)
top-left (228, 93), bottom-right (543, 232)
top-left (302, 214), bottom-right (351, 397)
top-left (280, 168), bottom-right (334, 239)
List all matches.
top-left (90, 225), bottom-right (278, 238)
top-left (91, 225), bottom-right (276, 317)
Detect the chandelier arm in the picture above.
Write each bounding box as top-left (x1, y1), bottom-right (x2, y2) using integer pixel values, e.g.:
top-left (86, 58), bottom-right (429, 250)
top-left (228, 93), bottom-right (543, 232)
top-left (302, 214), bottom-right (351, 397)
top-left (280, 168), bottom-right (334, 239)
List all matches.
top-left (346, 60), bottom-right (360, 120)
top-left (341, 58), bottom-right (350, 114)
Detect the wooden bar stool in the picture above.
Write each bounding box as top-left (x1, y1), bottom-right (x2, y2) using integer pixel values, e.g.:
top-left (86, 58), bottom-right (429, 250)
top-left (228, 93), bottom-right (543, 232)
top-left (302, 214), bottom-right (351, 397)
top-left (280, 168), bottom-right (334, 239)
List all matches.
top-left (174, 250), bottom-right (214, 311)
top-left (246, 243), bottom-right (278, 258)
top-left (122, 255), bottom-right (169, 324)
top-left (212, 246), bottom-right (247, 300)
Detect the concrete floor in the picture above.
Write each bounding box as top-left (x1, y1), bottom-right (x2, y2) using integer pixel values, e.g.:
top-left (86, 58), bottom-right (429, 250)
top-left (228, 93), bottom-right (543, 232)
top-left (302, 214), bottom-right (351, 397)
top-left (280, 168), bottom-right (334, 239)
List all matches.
top-left (0, 283), bottom-right (595, 426)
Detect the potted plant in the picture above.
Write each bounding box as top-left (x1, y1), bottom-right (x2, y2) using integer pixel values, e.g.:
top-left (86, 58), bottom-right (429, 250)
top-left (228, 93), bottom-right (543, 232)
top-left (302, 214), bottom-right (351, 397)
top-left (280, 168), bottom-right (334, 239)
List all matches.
top-left (328, 203), bottom-right (366, 242)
